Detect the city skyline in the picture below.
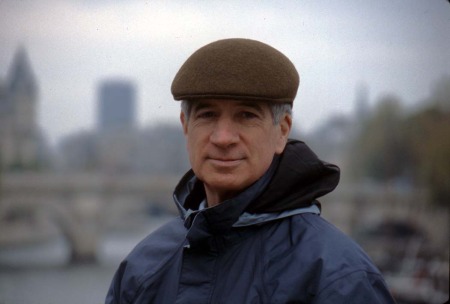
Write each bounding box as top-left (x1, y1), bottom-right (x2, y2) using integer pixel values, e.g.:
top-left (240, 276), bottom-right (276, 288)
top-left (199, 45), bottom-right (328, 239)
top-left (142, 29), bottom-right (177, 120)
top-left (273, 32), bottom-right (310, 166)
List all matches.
top-left (1, 0), bottom-right (449, 145)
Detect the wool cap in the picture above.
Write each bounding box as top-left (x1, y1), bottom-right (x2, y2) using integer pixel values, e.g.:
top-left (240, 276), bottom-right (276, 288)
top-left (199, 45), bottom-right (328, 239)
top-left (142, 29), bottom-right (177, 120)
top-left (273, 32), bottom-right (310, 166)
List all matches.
top-left (171, 38), bottom-right (299, 103)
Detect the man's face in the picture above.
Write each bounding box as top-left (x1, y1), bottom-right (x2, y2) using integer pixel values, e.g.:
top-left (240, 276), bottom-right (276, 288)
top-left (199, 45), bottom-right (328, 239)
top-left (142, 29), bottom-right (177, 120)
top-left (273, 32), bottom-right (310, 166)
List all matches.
top-left (180, 99), bottom-right (291, 205)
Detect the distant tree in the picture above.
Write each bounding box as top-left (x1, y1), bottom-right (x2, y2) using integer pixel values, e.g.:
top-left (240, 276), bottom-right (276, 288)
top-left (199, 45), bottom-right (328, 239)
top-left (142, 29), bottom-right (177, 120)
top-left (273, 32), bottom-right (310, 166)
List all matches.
top-left (350, 95), bottom-right (408, 182)
top-left (403, 76), bottom-right (450, 205)
top-left (349, 75), bottom-right (450, 206)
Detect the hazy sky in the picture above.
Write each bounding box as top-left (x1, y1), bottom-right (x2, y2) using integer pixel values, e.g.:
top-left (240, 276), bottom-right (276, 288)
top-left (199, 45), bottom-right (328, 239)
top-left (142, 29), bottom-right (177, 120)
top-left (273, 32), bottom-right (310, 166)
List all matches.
top-left (1, 0), bottom-right (449, 145)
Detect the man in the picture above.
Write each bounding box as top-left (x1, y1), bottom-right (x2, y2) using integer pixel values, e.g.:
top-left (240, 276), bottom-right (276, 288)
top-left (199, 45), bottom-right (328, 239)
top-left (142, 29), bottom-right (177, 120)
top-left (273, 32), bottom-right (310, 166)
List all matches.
top-left (106, 38), bottom-right (395, 303)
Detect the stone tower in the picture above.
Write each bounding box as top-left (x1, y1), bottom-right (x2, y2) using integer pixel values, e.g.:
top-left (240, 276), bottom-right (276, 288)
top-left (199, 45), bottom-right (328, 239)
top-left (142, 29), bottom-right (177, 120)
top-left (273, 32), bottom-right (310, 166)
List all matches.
top-left (0, 47), bottom-right (38, 170)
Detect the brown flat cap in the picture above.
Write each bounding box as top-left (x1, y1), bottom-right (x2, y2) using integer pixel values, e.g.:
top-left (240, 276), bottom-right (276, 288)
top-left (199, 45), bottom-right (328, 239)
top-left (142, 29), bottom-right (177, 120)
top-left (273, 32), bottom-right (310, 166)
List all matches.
top-left (171, 38), bottom-right (299, 103)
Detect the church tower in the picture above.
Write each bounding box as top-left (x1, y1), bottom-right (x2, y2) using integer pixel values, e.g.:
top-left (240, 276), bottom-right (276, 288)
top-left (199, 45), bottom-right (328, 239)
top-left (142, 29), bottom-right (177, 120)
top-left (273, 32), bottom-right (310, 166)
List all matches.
top-left (0, 47), bottom-right (39, 170)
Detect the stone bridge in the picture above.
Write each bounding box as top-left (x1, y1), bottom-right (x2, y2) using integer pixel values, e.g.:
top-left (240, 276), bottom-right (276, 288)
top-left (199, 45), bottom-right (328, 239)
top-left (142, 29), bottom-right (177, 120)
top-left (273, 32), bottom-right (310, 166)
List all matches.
top-left (1, 173), bottom-right (447, 266)
top-left (0, 172), bottom-right (180, 263)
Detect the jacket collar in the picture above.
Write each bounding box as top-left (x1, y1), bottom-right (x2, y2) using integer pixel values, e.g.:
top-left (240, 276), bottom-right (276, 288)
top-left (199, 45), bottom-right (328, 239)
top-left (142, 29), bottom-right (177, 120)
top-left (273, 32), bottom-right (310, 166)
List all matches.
top-left (173, 156), bottom-right (278, 233)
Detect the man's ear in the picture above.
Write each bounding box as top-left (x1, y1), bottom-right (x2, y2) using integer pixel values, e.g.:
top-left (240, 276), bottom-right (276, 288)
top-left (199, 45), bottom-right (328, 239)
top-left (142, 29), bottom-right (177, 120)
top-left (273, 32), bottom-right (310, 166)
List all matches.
top-left (180, 111), bottom-right (188, 135)
top-left (275, 114), bottom-right (292, 154)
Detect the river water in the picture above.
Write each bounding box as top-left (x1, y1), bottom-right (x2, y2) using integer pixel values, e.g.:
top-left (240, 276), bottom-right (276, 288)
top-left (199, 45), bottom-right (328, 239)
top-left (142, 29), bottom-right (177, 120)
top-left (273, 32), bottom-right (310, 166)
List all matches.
top-left (0, 216), bottom-right (172, 304)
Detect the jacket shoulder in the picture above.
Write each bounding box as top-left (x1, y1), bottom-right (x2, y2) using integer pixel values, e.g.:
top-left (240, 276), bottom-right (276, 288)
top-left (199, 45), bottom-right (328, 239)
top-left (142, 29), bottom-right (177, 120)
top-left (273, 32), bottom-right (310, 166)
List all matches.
top-left (263, 213), bottom-right (393, 302)
top-left (291, 213), bottom-right (383, 276)
top-left (126, 217), bottom-right (186, 264)
top-left (106, 217), bottom-right (186, 304)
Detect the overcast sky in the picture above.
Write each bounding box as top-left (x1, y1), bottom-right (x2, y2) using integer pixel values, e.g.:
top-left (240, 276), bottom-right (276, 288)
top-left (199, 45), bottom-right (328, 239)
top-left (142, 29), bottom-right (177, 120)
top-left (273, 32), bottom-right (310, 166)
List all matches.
top-left (1, 0), bottom-right (449, 145)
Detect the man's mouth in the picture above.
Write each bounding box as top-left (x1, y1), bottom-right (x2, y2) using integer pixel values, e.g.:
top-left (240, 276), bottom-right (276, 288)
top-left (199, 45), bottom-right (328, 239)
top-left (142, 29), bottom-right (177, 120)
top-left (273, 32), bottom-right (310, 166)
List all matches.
top-left (207, 157), bottom-right (244, 167)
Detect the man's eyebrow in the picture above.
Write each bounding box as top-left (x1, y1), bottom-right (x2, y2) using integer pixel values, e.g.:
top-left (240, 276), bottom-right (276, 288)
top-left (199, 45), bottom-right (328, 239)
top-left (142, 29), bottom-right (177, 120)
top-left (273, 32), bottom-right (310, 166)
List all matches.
top-left (191, 101), bottom-right (215, 113)
top-left (236, 101), bottom-right (266, 114)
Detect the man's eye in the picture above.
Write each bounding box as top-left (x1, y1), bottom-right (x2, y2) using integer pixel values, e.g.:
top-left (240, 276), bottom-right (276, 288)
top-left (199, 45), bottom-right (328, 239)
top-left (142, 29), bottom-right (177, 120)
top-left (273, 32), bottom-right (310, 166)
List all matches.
top-left (196, 111), bottom-right (216, 119)
top-left (240, 111), bottom-right (258, 119)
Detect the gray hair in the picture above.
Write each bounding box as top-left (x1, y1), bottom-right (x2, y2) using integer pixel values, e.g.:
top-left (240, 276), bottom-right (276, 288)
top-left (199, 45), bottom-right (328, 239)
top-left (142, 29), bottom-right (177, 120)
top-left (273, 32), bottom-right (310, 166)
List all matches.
top-left (180, 100), bottom-right (292, 125)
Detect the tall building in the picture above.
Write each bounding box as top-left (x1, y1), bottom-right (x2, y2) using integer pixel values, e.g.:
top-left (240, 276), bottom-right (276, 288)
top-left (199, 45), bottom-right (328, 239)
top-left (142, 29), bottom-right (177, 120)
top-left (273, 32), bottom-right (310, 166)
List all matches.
top-left (94, 79), bottom-right (137, 173)
top-left (0, 47), bottom-right (39, 170)
top-left (97, 80), bottom-right (136, 132)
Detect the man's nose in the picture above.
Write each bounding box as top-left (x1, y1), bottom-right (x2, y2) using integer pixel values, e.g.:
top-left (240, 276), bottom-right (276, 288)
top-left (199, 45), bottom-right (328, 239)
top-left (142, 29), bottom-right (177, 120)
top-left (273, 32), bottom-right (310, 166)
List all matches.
top-left (210, 118), bottom-right (239, 147)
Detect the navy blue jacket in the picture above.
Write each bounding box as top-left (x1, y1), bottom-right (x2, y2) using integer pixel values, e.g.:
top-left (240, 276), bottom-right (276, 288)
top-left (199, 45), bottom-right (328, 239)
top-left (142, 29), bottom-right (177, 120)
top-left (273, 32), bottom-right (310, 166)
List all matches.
top-left (106, 140), bottom-right (396, 303)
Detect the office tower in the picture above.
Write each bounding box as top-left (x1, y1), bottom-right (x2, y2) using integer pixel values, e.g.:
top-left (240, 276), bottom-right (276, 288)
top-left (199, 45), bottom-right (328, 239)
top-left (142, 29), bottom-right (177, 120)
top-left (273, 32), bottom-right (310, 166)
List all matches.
top-left (96, 79), bottom-right (137, 173)
top-left (97, 80), bottom-right (136, 132)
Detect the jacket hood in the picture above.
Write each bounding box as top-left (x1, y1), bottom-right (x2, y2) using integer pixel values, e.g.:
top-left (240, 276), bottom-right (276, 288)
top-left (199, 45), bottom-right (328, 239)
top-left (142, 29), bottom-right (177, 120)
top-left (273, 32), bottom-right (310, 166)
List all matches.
top-left (173, 140), bottom-right (340, 224)
top-left (247, 139), bottom-right (340, 213)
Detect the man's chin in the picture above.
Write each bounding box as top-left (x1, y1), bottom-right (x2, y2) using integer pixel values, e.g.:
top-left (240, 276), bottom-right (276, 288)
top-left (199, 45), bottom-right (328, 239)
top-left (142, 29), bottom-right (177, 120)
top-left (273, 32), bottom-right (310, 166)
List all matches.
top-left (203, 177), bottom-right (248, 193)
